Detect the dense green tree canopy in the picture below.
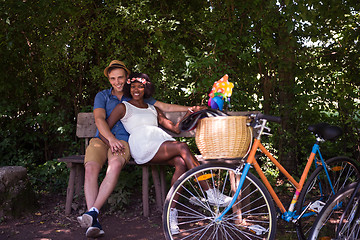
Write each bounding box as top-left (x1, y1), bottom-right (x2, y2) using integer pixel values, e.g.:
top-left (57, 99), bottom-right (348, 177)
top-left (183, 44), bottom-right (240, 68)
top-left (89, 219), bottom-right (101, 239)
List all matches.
top-left (1, 0), bottom-right (359, 175)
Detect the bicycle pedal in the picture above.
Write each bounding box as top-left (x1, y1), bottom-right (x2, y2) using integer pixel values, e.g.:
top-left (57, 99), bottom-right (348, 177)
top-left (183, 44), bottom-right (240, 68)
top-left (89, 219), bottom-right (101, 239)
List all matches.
top-left (248, 225), bottom-right (268, 235)
top-left (309, 200), bottom-right (325, 213)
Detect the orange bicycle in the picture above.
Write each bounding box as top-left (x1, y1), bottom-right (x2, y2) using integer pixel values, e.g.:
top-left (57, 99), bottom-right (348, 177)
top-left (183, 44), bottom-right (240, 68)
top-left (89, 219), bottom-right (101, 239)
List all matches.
top-left (162, 113), bottom-right (360, 240)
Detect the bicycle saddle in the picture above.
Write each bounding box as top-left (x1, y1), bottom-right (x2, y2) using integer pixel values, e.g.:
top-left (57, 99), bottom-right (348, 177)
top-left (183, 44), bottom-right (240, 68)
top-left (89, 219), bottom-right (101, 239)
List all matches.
top-left (180, 109), bottom-right (228, 131)
top-left (308, 123), bottom-right (343, 141)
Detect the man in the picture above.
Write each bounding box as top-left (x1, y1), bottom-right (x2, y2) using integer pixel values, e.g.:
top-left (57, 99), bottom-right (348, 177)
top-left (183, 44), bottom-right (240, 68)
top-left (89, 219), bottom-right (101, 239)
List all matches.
top-left (77, 60), bottom-right (195, 238)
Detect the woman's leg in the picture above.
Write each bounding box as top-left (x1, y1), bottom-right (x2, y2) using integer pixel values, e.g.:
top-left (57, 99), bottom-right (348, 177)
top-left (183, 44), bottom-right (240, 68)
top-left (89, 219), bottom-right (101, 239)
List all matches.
top-left (165, 156), bottom-right (187, 208)
top-left (165, 155), bottom-right (187, 186)
top-left (151, 141), bottom-right (210, 191)
top-left (154, 141), bottom-right (232, 234)
top-left (151, 141), bottom-right (199, 169)
top-left (152, 141), bottom-right (232, 207)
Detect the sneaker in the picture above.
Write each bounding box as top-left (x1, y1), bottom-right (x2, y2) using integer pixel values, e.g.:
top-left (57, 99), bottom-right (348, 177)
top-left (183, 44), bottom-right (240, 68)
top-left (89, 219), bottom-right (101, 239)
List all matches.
top-left (206, 188), bottom-right (232, 207)
top-left (77, 210), bottom-right (98, 228)
top-left (189, 196), bottom-right (206, 207)
top-left (86, 218), bottom-right (105, 238)
top-left (169, 208), bottom-right (180, 235)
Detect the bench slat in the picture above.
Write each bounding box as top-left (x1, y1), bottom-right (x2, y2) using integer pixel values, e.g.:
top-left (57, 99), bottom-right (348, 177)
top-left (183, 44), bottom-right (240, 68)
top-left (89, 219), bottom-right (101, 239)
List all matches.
top-left (76, 112), bottom-right (96, 138)
top-left (58, 155), bottom-right (85, 164)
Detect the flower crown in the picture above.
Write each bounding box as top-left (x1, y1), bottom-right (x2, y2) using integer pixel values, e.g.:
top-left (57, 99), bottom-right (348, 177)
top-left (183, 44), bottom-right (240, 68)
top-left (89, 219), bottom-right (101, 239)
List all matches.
top-left (127, 77), bottom-right (147, 85)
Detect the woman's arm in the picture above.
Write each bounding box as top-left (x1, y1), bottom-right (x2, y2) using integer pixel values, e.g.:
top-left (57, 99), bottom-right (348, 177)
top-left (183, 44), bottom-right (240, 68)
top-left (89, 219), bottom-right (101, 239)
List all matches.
top-left (154, 100), bottom-right (207, 113)
top-left (106, 103), bottom-right (126, 129)
top-left (156, 106), bottom-right (193, 134)
top-left (154, 101), bottom-right (188, 112)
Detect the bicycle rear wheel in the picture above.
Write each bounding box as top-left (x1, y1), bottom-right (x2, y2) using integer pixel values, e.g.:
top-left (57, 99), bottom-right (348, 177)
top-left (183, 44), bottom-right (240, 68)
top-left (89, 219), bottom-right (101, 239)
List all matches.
top-left (162, 162), bottom-right (277, 240)
top-left (308, 182), bottom-right (360, 240)
top-left (295, 156), bottom-right (360, 239)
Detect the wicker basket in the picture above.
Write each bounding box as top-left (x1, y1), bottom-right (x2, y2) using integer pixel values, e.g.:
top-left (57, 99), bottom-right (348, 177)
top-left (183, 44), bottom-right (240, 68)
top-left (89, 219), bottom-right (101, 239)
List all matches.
top-left (195, 116), bottom-right (251, 159)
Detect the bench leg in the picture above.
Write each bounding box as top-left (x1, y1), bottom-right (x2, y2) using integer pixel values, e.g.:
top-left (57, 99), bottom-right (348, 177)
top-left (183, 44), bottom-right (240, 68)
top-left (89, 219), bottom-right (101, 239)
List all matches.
top-left (159, 166), bottom-right (166, 206)
top-left (75, 164), bottom-right (84, 197)
top-left (65, 163), bottom-right (76, 215)
top-left (74, 164), bottom-right (85, 210)
top-left (151, 166), bottom-right (163, 212)
top-left (142, 165), bottom-right (149, 217)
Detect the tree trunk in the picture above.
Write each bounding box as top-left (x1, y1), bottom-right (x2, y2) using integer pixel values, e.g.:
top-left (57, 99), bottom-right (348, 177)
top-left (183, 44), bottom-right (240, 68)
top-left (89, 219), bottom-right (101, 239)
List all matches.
top-left (277, 25), bottom-right (298, 175)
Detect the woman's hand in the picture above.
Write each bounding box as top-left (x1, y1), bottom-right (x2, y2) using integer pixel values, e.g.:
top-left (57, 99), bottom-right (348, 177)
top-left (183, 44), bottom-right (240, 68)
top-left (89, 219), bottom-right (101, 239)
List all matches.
top-left (184, 105), bottom-right (207, 119)
top-left (188, 105), bottom-right (207, 113)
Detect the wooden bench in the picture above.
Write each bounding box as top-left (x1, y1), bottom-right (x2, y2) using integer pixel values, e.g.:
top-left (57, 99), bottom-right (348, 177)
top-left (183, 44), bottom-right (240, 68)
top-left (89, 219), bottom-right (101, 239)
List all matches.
top-left (58, 111), bottom-right (252, 217)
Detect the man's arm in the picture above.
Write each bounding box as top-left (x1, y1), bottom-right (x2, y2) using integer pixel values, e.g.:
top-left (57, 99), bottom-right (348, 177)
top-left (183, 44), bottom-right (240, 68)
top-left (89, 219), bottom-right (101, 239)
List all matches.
top-left (94, 108), bottom-right (124, 153)
top-left (94, 108), bottom-right (113, 141)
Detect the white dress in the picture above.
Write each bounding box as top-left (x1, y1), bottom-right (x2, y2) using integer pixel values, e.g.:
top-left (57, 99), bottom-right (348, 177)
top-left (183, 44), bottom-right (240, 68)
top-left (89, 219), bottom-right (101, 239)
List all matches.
top-left (121, 101), bottom-right (175, 164)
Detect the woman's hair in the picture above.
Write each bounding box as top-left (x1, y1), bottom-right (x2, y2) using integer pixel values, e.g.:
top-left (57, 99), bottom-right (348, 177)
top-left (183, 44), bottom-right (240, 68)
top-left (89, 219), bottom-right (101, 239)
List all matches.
top-left (124, 73), bottom-right (155, 99)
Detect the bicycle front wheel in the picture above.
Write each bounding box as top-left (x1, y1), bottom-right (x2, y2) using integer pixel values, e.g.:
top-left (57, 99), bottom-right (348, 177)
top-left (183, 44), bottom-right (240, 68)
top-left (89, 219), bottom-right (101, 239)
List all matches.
top-left (295, 156), bottom-right (360, 240)
top-left (308, 182), bottom-right (359, 240)
top-left (162, 162), bottom-right (277, 240)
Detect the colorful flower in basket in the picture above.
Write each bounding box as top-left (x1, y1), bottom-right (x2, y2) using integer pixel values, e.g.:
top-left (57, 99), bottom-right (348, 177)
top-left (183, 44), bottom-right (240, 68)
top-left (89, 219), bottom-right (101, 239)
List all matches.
top-left (208, 74), bottom-right (234, 111)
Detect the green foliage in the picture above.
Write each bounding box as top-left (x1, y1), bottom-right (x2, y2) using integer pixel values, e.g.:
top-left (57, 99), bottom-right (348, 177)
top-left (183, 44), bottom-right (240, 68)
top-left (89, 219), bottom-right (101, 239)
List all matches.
top-left (0, 0), bottom-right (359, 191)
top-left (96, 164), bottom-right (143, 211)
top-left (28, 160), bottom-right (69, 193)
top-left (107, 168), bottom-right (141, 211)
top-left (258, 141), bottom-right (280, 185)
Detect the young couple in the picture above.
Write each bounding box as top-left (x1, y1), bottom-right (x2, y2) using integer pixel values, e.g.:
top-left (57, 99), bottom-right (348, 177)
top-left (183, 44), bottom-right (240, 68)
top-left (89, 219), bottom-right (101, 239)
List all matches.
top-left (77, 60), bottom-right (232, 238)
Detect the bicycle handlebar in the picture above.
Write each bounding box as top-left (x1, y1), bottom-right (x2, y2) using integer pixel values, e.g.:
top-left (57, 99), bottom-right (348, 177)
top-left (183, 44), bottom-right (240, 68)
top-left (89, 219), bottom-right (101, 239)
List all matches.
top-left (252, 113), bottom-right (281, 123)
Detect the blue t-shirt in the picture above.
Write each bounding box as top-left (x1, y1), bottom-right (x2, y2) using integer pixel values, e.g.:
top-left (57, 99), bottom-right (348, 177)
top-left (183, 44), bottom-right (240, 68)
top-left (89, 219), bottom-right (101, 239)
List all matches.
top-left (93, 88), bottom-right (157, 141)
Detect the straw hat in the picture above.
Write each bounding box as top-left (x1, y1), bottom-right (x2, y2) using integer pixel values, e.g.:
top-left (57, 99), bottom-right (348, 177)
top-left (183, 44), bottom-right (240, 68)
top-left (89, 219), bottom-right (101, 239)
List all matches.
top-left (104, 60), bottom-right (131, 77)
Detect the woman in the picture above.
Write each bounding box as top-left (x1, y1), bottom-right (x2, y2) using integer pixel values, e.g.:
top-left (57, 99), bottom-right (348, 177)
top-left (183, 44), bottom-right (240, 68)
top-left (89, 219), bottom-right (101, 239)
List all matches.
top-left (101, 73), bottom-right (232, 235)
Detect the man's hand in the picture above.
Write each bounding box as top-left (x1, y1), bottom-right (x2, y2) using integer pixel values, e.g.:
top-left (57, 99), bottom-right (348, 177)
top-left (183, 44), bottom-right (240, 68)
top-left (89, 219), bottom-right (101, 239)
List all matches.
top-left (108, 136), bottom-right (125, 155)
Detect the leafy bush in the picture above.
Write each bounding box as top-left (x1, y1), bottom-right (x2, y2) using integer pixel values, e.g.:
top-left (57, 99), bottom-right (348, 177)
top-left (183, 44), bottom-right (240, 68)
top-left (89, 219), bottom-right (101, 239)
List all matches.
top-left (106, 165), bottom-right (142, 211)
top-left (1, 0), bottom-right (359, 199)
top-left (28, 160), bottom-right (69, 193)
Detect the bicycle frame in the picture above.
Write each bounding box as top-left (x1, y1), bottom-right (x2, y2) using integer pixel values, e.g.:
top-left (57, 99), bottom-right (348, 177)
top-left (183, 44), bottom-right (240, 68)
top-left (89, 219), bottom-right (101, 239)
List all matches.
top-left (216, 118), bottom-right (335, 223)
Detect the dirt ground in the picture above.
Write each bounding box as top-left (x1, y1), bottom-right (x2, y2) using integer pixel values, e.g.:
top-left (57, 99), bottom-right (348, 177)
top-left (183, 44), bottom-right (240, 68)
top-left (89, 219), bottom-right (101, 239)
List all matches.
top-left (0, 191), bottom-right (297, 240)
top-left (0, 192), bottom-right (164, 240)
